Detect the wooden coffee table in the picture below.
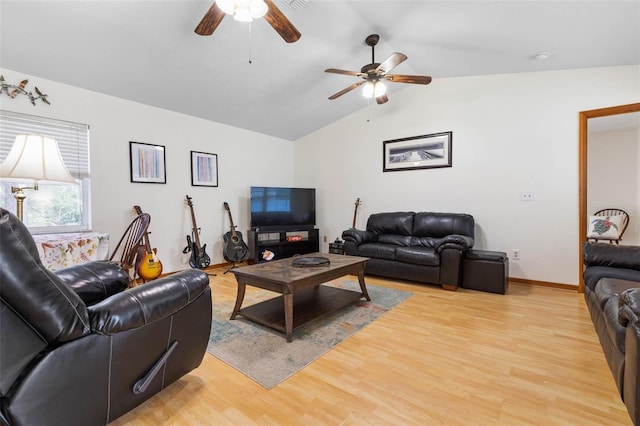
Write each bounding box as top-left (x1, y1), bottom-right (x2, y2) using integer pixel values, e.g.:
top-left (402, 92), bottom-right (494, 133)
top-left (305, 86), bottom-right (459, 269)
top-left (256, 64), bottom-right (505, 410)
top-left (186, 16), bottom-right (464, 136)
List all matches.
top-left (230, 253), bottom-right (370, 342)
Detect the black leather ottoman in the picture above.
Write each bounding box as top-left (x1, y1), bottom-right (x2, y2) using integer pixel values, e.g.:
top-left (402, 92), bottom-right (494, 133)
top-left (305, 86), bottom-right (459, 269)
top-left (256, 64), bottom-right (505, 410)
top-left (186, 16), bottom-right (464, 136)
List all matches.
top-left (463, 250), bottom-right (509, 294)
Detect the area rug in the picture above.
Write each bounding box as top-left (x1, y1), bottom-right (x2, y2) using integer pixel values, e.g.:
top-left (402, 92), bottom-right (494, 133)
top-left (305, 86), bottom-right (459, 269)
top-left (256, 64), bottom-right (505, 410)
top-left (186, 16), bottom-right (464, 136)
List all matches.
top-left (207, 280), bottom-right (412, 389)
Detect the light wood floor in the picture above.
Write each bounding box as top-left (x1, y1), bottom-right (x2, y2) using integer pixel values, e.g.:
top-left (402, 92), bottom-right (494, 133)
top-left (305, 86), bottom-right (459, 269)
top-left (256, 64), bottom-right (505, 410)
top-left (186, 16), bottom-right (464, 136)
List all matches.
top-left (111, 267), bottom-right (631, 425)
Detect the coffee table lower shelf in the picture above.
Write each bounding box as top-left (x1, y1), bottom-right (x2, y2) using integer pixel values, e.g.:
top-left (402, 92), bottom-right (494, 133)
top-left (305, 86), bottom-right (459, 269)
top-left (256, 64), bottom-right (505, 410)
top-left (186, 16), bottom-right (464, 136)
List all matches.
top-left (236, 285), bottom-right (365, 338)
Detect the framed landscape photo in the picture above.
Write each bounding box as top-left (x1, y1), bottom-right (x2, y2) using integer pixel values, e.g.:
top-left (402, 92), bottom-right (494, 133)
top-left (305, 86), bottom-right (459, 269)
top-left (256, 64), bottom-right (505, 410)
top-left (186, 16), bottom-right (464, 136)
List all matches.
top-left (383, 131), bottom-right (452, 172)
top-left (191, 151), bottom-right (218, 187)
top-left (129, 141), bottom-right (166, 184)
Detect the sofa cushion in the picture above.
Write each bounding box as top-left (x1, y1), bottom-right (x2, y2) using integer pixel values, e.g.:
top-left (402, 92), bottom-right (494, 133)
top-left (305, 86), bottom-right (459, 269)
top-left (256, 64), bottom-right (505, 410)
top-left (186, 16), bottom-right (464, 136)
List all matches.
top-left (604, 297), bottom-right (626, 353)
top-left (356, 243), bottom-right (396, 261)
top-left (395, 246), bottom-right (440, 266)
top-left (378, 234), bottom-right (412, 246)
top-left (583, 265), bottom-right (640, 293)
top-left (595, 278), bottom-right (640, 310)
top-left (0, 208), bottom-right (90, 344)
top-left (583, 242), bottom-right (640, 271)
top-left (413, 212), bottom-right (475, 239)
top-left (366, 212), bottom-right (414, 236)
top-left (409, 236), bottom-right (439, 248)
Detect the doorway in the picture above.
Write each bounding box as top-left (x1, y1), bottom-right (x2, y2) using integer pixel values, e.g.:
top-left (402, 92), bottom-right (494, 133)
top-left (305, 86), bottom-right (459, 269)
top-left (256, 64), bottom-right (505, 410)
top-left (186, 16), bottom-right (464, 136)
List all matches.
top-left (578, 102), bottom-right (640, 292)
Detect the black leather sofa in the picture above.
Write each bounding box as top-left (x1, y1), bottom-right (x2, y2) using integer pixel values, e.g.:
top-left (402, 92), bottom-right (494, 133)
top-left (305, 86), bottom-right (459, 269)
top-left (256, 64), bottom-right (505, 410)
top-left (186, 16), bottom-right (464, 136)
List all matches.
top-left (342, 211), bottom-right (474, 290)
top-left (583, 242), bottom-right (640, 425)
top-left (0, 208), bottom-right (213, 426)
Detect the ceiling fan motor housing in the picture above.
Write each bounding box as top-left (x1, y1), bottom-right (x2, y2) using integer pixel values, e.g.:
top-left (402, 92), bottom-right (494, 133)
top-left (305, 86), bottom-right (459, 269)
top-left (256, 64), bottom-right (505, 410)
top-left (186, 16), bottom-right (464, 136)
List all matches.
top-left (361, 63), bottom-right (381, 74)
top-left (365, 34), bottom-right (380, 46)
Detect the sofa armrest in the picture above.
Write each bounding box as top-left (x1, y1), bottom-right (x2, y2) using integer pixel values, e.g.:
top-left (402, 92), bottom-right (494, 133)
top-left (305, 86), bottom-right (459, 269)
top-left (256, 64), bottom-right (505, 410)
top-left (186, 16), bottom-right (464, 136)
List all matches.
top-left (583, 242), bottom-right (640, 270)
top-left (434, 234), bottom-right (474, 253)
top-left (88, 269), bottom-right (210, 335)
top-left (619, 288), bottom-right (640, 327)
top-left (55, 260), bottom-right (129, 305)
top-left (342, 229), bottom-right (377, 245)
top-left (618, 288), bottom-right (640, 425)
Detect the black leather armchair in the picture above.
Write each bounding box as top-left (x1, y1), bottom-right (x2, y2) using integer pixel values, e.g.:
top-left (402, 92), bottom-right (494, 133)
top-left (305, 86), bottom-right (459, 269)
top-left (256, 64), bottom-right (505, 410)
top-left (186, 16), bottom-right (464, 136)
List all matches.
top-left (0, 208), bottom-right (212, 426)
top-left (343, 212), bottom-right (474, 290)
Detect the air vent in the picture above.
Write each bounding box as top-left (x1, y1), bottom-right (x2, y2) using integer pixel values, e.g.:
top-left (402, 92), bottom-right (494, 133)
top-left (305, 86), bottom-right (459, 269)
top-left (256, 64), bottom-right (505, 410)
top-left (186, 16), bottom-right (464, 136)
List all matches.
top-left (276, 0), bottom-right (308, 12)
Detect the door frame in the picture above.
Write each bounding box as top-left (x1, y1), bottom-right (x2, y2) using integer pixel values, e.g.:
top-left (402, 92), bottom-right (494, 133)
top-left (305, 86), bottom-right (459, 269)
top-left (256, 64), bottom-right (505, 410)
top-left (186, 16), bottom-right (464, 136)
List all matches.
top-left (578, 102), bottom-right (640, 292)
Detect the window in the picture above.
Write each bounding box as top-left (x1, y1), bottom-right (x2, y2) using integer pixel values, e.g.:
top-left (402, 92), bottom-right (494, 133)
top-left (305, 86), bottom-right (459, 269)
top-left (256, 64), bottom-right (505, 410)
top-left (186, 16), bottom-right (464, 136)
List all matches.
top-left (0, 110), bottom-right (90, 233)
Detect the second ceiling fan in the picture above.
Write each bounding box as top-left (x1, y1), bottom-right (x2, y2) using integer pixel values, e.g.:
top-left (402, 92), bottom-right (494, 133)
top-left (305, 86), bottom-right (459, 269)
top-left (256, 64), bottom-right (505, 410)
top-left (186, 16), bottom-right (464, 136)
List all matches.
top-left (195, 0), bottom-right (301, 43)
top-left (325, 34), bottom-right (432, 104)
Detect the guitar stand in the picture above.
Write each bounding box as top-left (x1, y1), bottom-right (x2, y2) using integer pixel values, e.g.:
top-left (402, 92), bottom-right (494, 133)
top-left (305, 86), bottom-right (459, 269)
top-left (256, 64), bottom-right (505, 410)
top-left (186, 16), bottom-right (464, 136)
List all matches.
top-left (223, 262), bottom-right (238, 274)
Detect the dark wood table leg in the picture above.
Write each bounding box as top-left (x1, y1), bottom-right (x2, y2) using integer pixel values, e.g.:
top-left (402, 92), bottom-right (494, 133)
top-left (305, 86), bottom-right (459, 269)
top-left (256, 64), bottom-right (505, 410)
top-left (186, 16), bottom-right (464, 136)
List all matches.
top-left (230, 280), bottom-right (246, 320)
top-left (357, 268), bottom-right (371, 301)
top-left (284, 292), bottom-right (293, 342)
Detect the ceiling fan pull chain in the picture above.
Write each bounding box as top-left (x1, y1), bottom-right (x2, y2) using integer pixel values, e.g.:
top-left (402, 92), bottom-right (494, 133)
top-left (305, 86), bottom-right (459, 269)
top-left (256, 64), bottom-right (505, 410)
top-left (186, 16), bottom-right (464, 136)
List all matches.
top-left (248, 22), bottom-right (253, 64)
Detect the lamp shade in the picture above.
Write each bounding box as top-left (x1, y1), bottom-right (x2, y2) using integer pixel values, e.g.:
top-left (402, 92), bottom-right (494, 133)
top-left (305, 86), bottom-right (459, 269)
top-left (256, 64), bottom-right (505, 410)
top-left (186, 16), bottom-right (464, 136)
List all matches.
top-left (0, 134), bottom-right (76, 183)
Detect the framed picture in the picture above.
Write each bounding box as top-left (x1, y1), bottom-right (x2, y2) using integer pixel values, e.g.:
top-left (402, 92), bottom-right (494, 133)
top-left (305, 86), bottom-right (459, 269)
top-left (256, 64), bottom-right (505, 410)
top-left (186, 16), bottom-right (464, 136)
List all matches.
top-left (129, 141), bottom-right (166, 184)
top-left (191, 151), bottom-right (218, 187)
top-left (383, 131), bottom-right (452, 172)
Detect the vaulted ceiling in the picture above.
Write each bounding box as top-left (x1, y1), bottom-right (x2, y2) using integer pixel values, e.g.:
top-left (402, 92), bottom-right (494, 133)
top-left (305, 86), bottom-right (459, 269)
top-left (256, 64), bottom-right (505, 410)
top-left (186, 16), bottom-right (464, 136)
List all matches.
top-left (1, 1), bottom-right (638, 140)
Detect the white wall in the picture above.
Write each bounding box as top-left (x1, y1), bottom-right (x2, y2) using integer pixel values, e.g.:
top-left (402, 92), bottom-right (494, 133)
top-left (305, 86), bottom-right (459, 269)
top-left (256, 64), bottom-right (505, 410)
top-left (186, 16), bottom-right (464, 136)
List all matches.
top-left (588, 127), bottom-right (640, 246)
top-left (4, 65), bottom-right (639, 285)
top-left (295, 65), bottom-right (640, 286)
top-left (0, 68), bottom-right (295, 273)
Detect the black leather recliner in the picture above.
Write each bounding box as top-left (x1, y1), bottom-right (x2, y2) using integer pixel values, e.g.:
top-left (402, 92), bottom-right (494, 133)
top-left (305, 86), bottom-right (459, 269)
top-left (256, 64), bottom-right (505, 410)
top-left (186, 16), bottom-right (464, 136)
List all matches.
top-left (0, 208), bottom-right (212, 426)
top-left (342, 211), bottom-right (474, 290)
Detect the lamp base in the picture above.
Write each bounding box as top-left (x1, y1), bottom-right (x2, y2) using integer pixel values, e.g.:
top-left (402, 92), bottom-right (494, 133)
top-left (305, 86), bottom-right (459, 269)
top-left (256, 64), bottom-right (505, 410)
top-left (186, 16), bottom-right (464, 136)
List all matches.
top-left (11, 181), bottom-right (38, 221)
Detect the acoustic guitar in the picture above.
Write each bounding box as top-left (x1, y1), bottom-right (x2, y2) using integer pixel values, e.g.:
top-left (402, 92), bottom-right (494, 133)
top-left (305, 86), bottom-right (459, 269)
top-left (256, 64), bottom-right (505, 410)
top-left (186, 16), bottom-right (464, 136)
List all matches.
top-left (352, 197), bottom-right (361, 229)
top-left (133, 205), bottom-right (163, 281)
top-left (183, 195), bottom-right (211, 269)
top-left (223, 202), bottom-right (250, 264)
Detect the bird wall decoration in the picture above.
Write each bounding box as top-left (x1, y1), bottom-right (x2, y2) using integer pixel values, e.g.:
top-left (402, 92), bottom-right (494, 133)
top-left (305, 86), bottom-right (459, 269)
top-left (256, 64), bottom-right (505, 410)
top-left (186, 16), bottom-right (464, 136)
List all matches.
top-left (0, 75), bottom-right (50, 106)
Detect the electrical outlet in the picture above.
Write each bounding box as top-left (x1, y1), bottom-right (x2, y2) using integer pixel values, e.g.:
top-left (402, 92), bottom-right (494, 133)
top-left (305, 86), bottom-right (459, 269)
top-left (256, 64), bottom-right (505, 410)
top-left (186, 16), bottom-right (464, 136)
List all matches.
top-left (520, 192), bottom-right (535, 201)
top-left (323, 236), bottom-right (327, 243)
top-left (512, 249), bottom-right (520, 260)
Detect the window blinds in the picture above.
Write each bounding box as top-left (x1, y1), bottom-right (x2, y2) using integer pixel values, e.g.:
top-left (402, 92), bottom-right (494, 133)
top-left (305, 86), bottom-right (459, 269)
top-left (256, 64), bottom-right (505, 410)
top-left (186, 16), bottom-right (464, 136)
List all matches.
top-left (0, 110), bottom-right (90, 179)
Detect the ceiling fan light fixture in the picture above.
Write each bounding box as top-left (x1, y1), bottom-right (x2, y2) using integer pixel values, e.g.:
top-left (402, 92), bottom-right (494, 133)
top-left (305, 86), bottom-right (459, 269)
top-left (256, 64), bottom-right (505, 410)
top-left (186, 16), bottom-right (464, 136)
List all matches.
top-left (362, 81), bottom-right (386, 99)
top-left (216, 0), bottom-right (236, 15)
top-left (249, 0), bottom-right (268, 18)
top-left (362, 81), bottom-right (374, 98)
top-left (217, 0), bottom-right (268, 22)
top-left (233, 7), bottom-right (253, 22)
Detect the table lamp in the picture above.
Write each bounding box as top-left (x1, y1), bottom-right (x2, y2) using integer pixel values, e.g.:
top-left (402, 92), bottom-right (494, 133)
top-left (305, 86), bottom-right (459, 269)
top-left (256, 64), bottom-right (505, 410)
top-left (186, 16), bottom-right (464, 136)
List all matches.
top-left (0, 134), bottom-right (77, 221)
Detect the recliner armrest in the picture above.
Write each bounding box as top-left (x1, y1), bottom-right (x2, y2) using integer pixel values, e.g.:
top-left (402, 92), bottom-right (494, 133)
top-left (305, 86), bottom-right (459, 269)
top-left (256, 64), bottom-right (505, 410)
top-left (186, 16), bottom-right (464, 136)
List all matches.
top-left (88, 269), bottom-right (210, 335)
top-left (619, 288), bottom-right (640, 327)
top-left (55, 260), bottom-right (129, 305)
top-left (342, 229), bottom-right (377, 245)
top-left (434, 234), bottom-right (474, 253)
top-left (583, 242), bottom-right (640, 270)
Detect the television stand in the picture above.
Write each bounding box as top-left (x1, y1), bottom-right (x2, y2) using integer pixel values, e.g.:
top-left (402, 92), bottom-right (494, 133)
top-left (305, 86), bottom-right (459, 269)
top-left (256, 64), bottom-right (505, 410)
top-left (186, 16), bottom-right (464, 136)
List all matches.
top-left (247, 229), bottom-right (320, 264)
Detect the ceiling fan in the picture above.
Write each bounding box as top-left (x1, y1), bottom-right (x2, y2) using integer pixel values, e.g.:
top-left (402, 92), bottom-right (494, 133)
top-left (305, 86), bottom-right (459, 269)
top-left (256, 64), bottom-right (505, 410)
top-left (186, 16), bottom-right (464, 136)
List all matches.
top-left (325, 34), bottom-right (432, 104)
top-left (194, 0), bottom-right (301, 43)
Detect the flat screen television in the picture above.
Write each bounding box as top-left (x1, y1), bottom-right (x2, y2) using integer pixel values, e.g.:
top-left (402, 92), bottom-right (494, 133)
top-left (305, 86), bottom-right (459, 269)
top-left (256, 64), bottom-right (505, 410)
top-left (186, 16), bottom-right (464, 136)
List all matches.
top-left (250, 186), bottom-right (316, 231)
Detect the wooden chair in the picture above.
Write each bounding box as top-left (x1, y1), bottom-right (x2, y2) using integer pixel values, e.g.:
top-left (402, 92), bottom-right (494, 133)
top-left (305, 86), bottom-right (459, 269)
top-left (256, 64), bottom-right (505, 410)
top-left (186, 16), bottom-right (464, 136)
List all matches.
top-left (109, 213), bottom-right (151, 285)
top-left (588, 208), bottom-right (630, 245)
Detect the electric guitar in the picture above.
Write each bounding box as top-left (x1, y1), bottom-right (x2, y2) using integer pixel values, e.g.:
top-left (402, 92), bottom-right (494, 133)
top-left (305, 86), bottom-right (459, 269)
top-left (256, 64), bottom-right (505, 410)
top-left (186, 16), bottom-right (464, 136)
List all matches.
top-left (222, 202), bottom-right (250, 263)
top-left (352, 197), bottom-right (361, 229)
top-left (133, 205), bottom-right (163, 281)
top-left (183, 195), bottom-right (211, 269)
